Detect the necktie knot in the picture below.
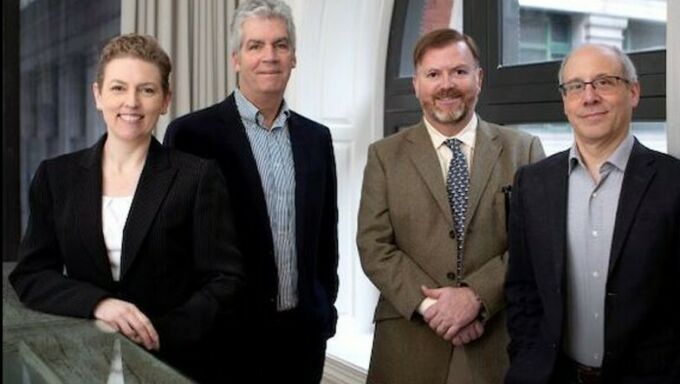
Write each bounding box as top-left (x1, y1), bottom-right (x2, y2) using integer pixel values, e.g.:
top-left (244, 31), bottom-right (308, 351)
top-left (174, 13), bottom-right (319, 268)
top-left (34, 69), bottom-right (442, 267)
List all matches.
top-left (445, 138), bottom-right (463, 152)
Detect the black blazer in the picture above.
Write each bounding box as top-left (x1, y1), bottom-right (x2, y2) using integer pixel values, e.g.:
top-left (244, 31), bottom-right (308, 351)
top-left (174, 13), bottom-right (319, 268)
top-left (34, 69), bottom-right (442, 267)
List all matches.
top-left (505, 139), bottom-right (680, 384)
top-left (164, 92), bottom-right (339, 337)
top-left (9, 136), bottom-right (244, 370)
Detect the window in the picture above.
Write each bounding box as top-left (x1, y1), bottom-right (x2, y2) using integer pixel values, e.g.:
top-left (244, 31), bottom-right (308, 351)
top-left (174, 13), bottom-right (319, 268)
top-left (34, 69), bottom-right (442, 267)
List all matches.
top-left (470, 0), bottom-right (667, 132)
top-left (510, 10), bottom-right (571, 65)
top-left (19, 0), bottom-right (121, 232)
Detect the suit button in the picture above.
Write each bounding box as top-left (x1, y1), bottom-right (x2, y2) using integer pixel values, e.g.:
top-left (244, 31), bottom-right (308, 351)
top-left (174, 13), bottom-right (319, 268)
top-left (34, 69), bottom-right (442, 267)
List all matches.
top-left (446, 272), bottom-right (456, 280)
top-left (551, 343), bottom-right (558, 350)
top-left (448, 230), bottom-right (455, 239)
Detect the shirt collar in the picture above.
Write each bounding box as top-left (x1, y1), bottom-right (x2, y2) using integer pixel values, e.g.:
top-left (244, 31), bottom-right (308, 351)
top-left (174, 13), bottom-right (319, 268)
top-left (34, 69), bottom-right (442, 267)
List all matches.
top-left (568, 133), bottom-right (635, 174)
top-left (424, 113), bottom-right (478, 150)
top-left (234, 88), bottom-right (291, 129)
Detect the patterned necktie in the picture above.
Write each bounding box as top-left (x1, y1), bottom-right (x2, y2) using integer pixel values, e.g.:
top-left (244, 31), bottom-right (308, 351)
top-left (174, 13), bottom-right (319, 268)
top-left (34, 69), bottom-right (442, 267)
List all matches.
top-left (445, 138), bottom-right (470, 246)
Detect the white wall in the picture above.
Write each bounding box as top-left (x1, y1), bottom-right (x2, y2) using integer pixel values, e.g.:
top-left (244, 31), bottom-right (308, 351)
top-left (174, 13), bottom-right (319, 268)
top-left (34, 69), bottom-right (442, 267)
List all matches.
top-left (283, 0), bottom-right (394, 368)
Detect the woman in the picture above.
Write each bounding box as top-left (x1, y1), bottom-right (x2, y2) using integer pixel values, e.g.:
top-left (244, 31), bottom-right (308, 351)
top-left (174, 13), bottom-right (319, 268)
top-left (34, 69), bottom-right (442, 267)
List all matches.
top-left (9, 34), bottom-right (243, 381)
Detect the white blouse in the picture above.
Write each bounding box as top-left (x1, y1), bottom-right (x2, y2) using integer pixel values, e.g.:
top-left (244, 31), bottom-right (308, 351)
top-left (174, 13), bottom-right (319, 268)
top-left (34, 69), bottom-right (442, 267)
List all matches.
top-left (102, 196), bottom-right (133, 281)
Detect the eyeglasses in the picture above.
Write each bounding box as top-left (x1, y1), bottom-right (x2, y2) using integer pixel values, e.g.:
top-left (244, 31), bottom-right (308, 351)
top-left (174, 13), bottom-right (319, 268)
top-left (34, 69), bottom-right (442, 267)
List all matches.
top-left (558, 75), bottom-right (630, 97)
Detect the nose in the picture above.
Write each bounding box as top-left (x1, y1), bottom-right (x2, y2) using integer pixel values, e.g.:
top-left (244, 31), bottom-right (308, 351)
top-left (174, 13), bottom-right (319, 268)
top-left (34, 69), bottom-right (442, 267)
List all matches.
top-left (262, 44), bottom-right (278, 62)
top-left (581, 83), bottom-right (600, 104)
top-left (124, 90), bottom-right (140, 107)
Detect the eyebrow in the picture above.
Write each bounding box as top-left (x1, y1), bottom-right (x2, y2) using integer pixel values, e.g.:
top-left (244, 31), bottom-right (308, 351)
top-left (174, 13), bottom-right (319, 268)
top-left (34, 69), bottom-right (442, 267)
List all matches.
top-left (107, 79), bottom-right (159, 88)
top-left (564, 72), bottom-right (615, 82)
top-left (245, 37), bottom-right (290, 45)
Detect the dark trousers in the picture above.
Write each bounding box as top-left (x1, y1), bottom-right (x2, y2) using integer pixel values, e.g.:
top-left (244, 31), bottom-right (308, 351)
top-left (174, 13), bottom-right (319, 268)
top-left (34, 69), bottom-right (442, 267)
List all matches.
top-left (553, 352), bottom-right (680, 384)
top-left (212, 307), bottom-right (328, 384)
top-left (261, 307), bottom-right (328, 384)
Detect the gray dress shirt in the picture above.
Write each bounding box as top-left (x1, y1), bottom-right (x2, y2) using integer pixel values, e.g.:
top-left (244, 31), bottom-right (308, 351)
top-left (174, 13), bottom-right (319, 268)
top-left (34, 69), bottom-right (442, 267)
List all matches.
top-left (235, 89), bottom-right (298, 311)
top-left (564, 134), bottom-right (634, 367)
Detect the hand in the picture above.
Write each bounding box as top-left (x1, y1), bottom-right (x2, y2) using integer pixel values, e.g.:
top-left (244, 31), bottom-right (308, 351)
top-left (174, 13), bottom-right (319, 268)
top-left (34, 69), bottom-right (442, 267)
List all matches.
top-left (94, 298), bottom-right (160, 351)
top-left (421, 286), bottom-right (481, 341)
top-left (451, 320), bottom-right (484, 346)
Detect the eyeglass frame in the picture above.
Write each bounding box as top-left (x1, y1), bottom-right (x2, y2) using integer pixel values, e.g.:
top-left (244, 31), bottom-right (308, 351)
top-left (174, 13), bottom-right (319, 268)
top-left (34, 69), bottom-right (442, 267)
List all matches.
top-left (558, 75), bottom-right (631, 97)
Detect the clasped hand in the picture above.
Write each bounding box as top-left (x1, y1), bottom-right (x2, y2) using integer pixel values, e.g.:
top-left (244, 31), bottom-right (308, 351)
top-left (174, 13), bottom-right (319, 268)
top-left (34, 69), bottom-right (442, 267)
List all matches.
top-left (94, 298), bottom-right (160, 351)
top-left (421, 285), bottom-right (484, 346)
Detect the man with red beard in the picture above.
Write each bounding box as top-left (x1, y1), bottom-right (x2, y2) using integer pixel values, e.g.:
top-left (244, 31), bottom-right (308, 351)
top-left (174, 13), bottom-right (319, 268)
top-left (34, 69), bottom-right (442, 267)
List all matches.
top-left (357, 29), bottom-right (544, 384)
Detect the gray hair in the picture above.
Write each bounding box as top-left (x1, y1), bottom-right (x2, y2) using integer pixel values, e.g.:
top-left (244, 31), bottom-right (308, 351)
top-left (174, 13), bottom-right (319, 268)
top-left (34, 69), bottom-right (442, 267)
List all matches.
top-left (229, 0), bottom-right (296, 55)
top-left (558, 43), bottom-right (638, 84)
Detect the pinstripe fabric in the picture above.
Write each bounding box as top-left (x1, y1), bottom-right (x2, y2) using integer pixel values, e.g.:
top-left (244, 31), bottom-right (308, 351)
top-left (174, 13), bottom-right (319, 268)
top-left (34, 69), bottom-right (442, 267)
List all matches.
top-left (235, 89), bottom-right (298, 311)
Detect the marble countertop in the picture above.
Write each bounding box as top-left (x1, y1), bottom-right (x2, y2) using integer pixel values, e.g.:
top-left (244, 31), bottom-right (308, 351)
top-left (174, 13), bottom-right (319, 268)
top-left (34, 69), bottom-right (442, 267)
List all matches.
top-left (3, 262), bottom-right (191, 383)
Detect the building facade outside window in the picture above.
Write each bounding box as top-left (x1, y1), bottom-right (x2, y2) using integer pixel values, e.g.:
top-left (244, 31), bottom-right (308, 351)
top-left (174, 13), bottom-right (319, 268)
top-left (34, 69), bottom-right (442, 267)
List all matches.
top-left (19, 0), bottom-right (120, 229)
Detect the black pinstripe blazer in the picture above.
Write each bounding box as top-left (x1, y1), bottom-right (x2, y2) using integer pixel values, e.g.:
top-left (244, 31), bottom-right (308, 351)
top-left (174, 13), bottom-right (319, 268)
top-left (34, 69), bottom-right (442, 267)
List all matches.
top-left (10, 135), bottom-right (244, 357)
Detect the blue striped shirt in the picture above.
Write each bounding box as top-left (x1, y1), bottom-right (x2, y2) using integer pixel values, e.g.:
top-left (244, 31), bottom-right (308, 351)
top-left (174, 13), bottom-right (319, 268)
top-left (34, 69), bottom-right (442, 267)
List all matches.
top-left (235, 89), bottom-right (298, 311)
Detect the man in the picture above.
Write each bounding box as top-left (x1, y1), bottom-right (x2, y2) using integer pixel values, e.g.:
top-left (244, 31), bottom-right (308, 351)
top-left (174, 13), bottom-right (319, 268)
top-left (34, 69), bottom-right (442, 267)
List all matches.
top-left (357, 29), bottom-right (544, 384)
top-left (505, 44), bottom-right (680, 384)
top-left (164, 1), bottom-right (338, 383)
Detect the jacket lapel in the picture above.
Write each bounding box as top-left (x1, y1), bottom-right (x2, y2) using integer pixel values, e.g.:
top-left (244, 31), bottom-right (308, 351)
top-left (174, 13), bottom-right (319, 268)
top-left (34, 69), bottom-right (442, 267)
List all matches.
top-left (76, 136), bottom-right (113, 280)
top-left (608, 140), bottom-right (655, 274)
top-left (119, 138), bottom-right (177, 279)
top-left (217, 95), bottom-right (271, 235)
top-left (405, 123), bottom-right (453, 226)
top-left (289, 113), bottom-right (309, 262)
top-left (466, 120), bottom-right (502, 228)
top-left (546, 153), bottom-right (570, 286)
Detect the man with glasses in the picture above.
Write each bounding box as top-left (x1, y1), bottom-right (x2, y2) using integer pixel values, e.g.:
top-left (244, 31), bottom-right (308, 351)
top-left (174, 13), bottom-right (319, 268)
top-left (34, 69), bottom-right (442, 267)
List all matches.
top-left (357, 28), bottom-right (544, 384)
top-left (505, 43), bottom-right (680, 384)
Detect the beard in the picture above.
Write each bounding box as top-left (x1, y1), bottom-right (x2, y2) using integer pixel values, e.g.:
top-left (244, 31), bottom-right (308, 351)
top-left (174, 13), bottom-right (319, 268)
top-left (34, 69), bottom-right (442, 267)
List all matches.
top-left (423, 87), bottom-right (470, 125)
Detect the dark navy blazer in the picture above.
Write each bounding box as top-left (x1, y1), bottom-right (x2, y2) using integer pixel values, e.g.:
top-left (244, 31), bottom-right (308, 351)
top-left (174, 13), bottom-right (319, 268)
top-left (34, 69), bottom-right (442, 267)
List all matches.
top-left (505, 139), bottom-right (680, 384)
top-left (164, 92), bottom-right (339, 338)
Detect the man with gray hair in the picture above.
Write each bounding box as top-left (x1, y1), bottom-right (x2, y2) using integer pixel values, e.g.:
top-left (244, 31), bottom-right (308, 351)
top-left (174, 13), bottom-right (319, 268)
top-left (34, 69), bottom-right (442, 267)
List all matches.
top-left (165, 1), bottom-right (338, 382)
top-left (506, 43), bottom-right (680, 383)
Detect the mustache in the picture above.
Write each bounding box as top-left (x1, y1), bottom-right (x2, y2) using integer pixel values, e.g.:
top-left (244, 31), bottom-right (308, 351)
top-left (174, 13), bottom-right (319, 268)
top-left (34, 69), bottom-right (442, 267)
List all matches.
top-left (434, 88), bottom-right (464, 99)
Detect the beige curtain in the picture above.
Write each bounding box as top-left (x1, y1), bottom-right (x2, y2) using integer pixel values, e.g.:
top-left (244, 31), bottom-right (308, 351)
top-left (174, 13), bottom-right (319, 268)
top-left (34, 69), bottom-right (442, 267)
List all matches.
top-left (121, 0), bottom-right (238, 139)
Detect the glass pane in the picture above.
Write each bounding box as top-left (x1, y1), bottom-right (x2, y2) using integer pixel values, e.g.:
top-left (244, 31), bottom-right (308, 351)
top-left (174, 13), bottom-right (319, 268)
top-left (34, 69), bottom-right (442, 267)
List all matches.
top-left (513, 122), bottom-right (667, 157)
top-left (20, 0), bottom-right (121, 229)
top-left (398, 0), bottom-right (464, 77)
top-left (502, 0), bottom-right (667, 66)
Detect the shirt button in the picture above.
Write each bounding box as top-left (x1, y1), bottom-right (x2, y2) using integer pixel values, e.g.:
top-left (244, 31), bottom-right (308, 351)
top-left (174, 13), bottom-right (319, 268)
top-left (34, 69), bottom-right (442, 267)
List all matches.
top-left (592, 192), bottom-right (598, 198)
top-left (446, 272), bottom-right (456, 280)
top-left (594, 312), bottom-right (600, 319)
top-left (592, 271), bottom-right (600, 278)
top-left (449, 230), bottom-right (455, 239)
top-left (592, 230), bottom-right (599, 237)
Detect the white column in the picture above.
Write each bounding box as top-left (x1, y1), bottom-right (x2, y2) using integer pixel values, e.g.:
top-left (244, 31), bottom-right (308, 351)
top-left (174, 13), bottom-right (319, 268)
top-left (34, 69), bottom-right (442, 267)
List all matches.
top-left (284, 0), bottom-right (394, 370)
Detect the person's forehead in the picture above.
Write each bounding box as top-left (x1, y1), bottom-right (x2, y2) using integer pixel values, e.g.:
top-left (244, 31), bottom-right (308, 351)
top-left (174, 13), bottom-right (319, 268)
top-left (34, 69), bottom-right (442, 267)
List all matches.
top-left (563, 46), bottom-right (621, 79)
top-left (242, 17), bottom-right (289, 39)
top-left (419, 42), bottom-right (475, 67)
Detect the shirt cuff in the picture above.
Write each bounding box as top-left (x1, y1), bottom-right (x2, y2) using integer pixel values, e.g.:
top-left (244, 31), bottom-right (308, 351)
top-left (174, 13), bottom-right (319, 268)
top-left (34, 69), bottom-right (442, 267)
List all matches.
top-left (417, 297), bottom-right (437, 315)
